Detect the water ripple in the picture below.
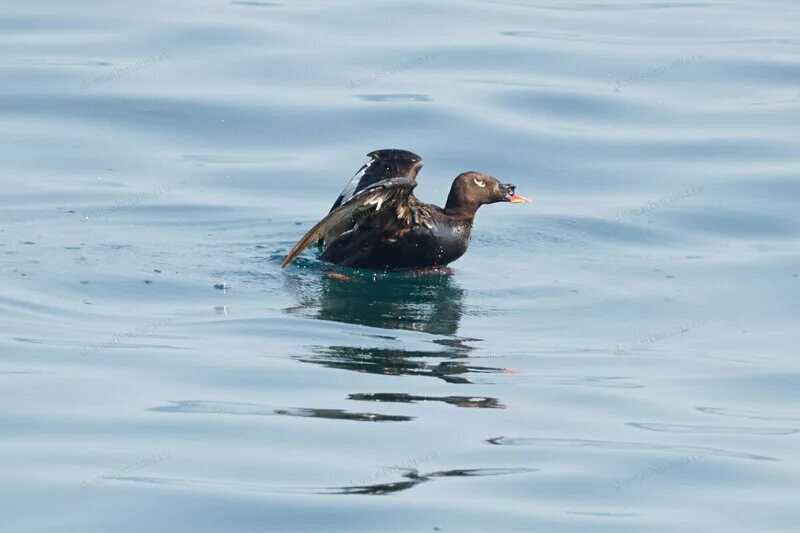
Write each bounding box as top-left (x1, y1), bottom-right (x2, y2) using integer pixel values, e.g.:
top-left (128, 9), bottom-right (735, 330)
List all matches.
top-left (500, 30), bottom-right (800, 46)
top-left (354, 94), bottom-right (432, 103)
top-left (626, 422), bottom-right (798, 435)
top-left (486, 437), bottom-right (778, 461)
top-left (697, 406), bottom-right (800, 422)
top-left (484, 1), bottom-right (712, 12)
top-left (150, 400), bottom-right (413, 422)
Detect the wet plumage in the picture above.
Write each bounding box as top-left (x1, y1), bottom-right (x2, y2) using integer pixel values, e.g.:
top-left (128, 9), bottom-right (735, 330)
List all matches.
top-left (281, 149), bottom-right (529, 271)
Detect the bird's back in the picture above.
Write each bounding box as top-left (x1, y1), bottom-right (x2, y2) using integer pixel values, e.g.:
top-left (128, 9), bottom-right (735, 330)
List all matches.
top-left (321, 200), bottom-right (473, 270)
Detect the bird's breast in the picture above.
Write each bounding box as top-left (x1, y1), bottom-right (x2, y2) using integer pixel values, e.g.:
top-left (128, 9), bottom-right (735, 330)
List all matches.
top-left (426, 221), bottom-right (472, 264)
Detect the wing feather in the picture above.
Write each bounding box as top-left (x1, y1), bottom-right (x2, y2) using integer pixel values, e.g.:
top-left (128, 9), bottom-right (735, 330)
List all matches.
top-left (281, 178), bottom-right (417, 268)
top-left (329, 149), bottom-right (422, 212)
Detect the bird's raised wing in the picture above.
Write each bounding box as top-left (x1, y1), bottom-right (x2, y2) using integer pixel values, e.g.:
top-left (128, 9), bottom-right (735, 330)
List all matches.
top-left (330, 149), bottom-right (423, 212)
top-left (282, 177), bottom-right (418, 268)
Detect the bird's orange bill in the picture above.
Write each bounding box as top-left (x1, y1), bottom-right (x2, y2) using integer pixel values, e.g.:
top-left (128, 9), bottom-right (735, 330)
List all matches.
top-left (507, 194), bottom-right (530, 203)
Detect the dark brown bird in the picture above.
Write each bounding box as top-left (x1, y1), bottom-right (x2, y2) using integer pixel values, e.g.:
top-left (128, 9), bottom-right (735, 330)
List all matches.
top-left (281, 149), bottom-right (529, 271)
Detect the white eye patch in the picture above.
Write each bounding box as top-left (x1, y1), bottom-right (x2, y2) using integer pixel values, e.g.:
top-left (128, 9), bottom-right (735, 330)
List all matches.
top-left (473, 178), bottom-right (486, 188)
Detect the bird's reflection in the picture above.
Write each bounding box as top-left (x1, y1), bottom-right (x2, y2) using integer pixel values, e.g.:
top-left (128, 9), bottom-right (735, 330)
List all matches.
top-left (348, 393), bottom-right (505, 409)
top-left (284, 267), bottom-right (465, 335)
top-left (317, 467), bottom-right (534, 496)
top-left (283, 266), bottom-right (508, 394)
top-left (298, 345), bottom-right (507, 384)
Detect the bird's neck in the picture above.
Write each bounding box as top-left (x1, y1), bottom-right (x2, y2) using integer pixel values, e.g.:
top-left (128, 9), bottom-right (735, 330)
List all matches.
top-left (444, 196), bottom-right (480, 219)
top-left (444, 207), bottom-right (478, 222)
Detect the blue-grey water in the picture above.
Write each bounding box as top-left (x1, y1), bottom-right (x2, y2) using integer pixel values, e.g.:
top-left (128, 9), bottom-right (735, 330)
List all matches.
top-left (2, 1), bottom-right (799, 531)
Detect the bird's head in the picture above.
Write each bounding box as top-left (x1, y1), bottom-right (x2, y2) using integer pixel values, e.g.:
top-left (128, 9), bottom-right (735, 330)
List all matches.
top-left (445, 171), bottom-right (530, 216)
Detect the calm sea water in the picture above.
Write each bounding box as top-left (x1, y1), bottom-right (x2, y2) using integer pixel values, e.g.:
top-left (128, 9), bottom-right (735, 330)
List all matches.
top-left (1, 1), bottom-right (799, 531)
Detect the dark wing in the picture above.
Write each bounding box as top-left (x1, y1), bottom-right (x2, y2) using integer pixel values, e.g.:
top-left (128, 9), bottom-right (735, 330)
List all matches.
top-left (282, 178), bottom-right (417, 268)
top-left (329, 149), bottom-right (423, 212)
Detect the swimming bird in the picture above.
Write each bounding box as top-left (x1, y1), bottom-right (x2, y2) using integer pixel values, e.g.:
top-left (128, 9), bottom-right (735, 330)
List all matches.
top-left (281, 149), bottom-right (529, 271)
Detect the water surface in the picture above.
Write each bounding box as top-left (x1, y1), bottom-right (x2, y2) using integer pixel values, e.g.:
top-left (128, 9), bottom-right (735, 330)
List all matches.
top-left (1, 1), bottom-right (799, 531)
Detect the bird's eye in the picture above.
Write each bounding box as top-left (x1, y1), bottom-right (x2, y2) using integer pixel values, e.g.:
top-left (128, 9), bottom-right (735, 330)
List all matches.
top-left (473, 178), bottom-right (486, 188)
